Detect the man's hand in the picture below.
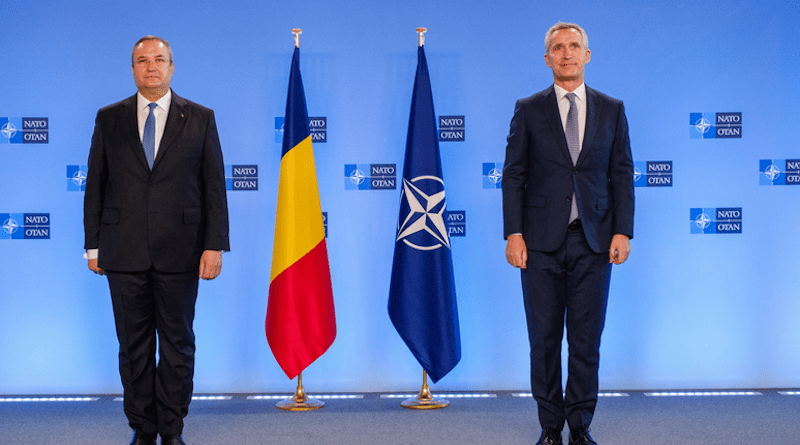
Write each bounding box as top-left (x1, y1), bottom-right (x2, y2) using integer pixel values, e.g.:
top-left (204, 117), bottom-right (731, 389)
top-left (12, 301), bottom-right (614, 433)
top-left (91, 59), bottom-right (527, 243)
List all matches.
top-left (505, 234), bottom-right (528, 269)
top-left (609, 234), bottom-right (631, 265)
top-left (88, 258), bottom-right (105, 275)
top-left (199, 250), bottom-right (223, 280)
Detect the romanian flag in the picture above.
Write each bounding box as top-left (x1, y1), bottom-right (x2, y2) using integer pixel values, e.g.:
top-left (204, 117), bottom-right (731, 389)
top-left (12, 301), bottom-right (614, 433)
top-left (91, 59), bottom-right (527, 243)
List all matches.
top-left (266, 47), bottom-right (336, 379)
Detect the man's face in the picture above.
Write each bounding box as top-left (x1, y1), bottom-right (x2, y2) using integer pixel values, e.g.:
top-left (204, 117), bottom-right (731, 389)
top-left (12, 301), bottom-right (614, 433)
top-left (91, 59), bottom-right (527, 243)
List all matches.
top-left (131, 40), bottom-right (174, 94)
top-left (544, 28), bottom-right (590, 85)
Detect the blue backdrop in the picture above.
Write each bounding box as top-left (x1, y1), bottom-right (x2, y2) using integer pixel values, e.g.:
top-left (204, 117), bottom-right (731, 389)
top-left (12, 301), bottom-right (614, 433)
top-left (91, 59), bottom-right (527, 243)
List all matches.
top-left (1, 0), bottom-right (798, 394)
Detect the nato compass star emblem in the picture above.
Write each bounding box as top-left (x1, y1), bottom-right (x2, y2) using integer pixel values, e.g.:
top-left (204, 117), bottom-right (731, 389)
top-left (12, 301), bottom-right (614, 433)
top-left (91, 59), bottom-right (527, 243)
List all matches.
top-left (694, 117), bottom-right (712, 135)
top-left (487, 167), bottom-right (502, 185)
top-left (72, 169), bottom-right (87, 187)
top-left (396, 175), bottom-right (450, 251)
top-left (1, 122), bottom-right (18, 140)
top-left (2, 217), bottom-right (20, 236)
top-left (764, 163), bottom-right (781, 181)
top-left (694, 212), bottom-right (712, 230)
top-left (349, 168), bottom-right (366, 186)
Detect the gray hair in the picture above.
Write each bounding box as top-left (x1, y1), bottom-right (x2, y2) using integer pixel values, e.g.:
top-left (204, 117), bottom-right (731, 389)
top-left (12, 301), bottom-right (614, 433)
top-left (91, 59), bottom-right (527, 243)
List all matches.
top-left (131, 36), bottom-right (174, 67)
top-left (544, 22), bottom-right (589, 54)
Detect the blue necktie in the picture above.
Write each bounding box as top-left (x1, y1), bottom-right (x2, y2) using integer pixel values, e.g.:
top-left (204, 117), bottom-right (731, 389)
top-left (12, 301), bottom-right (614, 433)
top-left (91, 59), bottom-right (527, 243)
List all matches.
top-left (143, 103), bottom-right (157, 169)
top-left (565, 92), bottom-right (579, 222)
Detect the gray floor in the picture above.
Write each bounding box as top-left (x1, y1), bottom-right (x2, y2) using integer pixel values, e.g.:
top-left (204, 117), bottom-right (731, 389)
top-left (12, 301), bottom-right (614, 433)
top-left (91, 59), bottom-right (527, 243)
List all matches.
top-left (1, 391), bottom-right (798, 444)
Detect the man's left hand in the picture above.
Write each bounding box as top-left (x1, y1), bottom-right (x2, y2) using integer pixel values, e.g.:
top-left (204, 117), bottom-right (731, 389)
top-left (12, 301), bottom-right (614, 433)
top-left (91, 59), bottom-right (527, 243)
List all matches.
top-left (199, 250), bottom-right (223, 280)
top-left (609, 234), bottom-right (631, 265)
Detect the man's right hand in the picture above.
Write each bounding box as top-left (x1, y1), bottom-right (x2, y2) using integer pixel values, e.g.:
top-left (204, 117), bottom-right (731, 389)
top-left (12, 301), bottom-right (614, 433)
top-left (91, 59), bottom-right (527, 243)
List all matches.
top-left (88, 259), bottom-right (105, 276)
top-left (505, 234), bottom-right (528, 269)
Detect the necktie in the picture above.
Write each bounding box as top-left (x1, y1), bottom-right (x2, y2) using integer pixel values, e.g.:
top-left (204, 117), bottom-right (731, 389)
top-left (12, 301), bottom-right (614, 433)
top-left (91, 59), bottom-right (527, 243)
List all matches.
top-left (143, 103), bottom-right (157, 169)
top-left (565, 92), bottom-right (579, 222)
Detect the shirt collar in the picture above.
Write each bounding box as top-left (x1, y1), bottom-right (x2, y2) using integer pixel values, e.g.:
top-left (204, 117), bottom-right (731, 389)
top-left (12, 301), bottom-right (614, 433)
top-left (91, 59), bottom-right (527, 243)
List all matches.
top-left (554, 83), bottom-right (586, 102)
top-left (137, 89), bottom-right (172, 112)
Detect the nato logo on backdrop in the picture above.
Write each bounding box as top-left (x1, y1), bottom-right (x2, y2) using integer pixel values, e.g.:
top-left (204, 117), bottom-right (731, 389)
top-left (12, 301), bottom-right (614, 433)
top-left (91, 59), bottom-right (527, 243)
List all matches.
top-left (760, 159), bottom-right (800, 185)
top-left (225, 165), bottom-right (258, 191)
top-left (274, 117), bottom-right (327, 143)
top-left (689, 112), bottom-right (742, 139)
top-left (438, 115), bottom-right (465, 142)
top-left (445, 210), bottom-right (466, 237)
top-left (344, 164), bottom-right (397, 190)
top-left (690, 207), bottom-right (742, 234)
top-left (67, 165), bottom-right (88, 191)
top-left (1, 118), bottom-right (49, 144)
top-left (634, 161), bottom-right (673, 187)
top-left (1, 213), bottom-right (50, 239)
top-left (483, 163), bottom-right (503, 189)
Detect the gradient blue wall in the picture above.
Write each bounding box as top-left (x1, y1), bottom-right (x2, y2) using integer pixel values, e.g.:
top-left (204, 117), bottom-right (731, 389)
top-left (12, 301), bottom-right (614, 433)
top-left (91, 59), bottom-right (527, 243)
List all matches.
top-left (1, 0), bottom-right (798, 394)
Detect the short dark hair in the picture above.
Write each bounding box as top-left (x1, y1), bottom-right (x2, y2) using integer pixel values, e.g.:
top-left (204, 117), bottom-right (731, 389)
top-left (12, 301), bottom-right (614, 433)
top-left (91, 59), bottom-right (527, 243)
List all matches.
top-left (131, 36), bottom-right (173, 67)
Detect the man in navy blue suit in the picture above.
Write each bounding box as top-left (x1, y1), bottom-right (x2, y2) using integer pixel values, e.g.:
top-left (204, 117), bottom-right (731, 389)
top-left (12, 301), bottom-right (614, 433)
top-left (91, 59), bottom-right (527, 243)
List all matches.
top-left (84, 36), bottom-right (229, 445)
top-left (502, 22), bottom-right (634, 445)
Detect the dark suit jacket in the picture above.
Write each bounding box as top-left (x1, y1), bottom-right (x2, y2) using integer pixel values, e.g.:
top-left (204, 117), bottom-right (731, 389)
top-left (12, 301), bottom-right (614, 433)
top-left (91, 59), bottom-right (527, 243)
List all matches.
top-left (502, 85), bottom-right (634, 254)
top-left (84, 91), bottom-right (230, 272)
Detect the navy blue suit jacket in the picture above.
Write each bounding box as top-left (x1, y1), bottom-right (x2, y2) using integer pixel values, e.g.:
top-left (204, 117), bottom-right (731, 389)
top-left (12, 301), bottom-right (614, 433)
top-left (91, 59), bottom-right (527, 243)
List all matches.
top-left (502, 85), bottom-right (634, 253)
top-left (84, 91), bottom-right (230, 272)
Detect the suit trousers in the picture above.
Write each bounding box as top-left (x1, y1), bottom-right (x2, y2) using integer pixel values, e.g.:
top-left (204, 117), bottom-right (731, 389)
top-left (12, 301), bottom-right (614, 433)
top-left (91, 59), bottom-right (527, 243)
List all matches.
top-left (520, 228), bottom-right (612, 431)
top-left (106, 269), bottom-right (199, 436)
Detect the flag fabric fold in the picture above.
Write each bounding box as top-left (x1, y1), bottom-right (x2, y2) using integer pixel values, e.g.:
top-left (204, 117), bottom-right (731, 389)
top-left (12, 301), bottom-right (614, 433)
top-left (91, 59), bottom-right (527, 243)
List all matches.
top-left (266, 47), bottom-right (336, 379)
top-left (388, 45), bottom-right (461, 383)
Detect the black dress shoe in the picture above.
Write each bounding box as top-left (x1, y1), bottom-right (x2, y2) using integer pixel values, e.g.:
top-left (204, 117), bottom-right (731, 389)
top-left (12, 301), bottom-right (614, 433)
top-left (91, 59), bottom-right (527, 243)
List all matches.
top-left (568, 428), bottom-right (597, 445)
top-left (130, 430), bottom-right (156, 445)
top-left (160, 434), bottom-right (186, 445)
top-left (537, 427), bottom-right (563, 445)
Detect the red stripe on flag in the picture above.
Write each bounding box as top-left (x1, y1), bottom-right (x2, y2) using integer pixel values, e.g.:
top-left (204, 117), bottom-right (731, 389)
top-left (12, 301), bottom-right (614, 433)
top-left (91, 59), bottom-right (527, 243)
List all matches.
top-left (266, 239), bottom-right (336, 379)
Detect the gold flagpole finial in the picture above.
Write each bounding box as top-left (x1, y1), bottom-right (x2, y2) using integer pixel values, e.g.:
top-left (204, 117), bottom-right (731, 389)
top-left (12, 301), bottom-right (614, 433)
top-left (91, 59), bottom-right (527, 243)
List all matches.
top-left (292, 28), bottom-right (302, 48)
top-left (416, 27), bottom-right (427, 47)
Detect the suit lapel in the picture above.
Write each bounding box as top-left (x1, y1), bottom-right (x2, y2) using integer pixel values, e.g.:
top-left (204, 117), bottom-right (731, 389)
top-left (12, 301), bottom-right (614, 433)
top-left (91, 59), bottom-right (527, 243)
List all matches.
top-left (154, 90), bottom-right (187, 169)
top-left (543, 86), bottom-right (574, 166)
top-left (577, 85), bottom-right (599, 167)
top-left (123, 95), bottom-right (151, 172)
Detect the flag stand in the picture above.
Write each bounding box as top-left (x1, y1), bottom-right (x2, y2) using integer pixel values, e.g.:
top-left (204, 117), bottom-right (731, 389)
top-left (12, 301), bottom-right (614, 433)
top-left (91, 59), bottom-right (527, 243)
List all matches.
top-left (401, 370), bottom-right (449, 409)
top-left (276, 372), bottom-right (325, 411)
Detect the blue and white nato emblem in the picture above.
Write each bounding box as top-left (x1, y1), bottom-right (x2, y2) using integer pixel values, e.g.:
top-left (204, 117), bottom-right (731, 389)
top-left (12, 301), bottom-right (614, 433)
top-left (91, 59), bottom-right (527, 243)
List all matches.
top-left (690, 208), bottom-right (742, 234)
top-left (67, 165), bottom-right (88, 191)
top-left (689, 112), bottom-right (742, 139)
top-left (274, 117), bottom-right (327, 143)
top-left (760, 159), bottom-right (800, 185)
top-left (482, 162), bottom-right (503, 189)
top-left (396, 176), bottom-right (451, 250)
top-left (634, 161), bottom-right (673, 187)
top-left (1, 213), bottom-right (50, 239)
top-left (1, 118), bottom-right (49, 144)
top-left (225, 165), bottom-right (258, 191)
top-left (344, 164), bottom-right (396, 190)
top-left (438, 115), bottom-right (465, 142)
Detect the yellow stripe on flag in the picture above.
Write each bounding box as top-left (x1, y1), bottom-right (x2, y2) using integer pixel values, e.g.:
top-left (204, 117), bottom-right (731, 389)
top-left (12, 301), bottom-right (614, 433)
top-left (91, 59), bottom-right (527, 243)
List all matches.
top-left (270, 136), bottom-right (326, 282)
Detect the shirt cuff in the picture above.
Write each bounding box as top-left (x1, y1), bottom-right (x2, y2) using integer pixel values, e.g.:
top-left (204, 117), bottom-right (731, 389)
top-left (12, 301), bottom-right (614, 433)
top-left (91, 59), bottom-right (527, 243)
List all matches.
top-left (83, 249), bottom-right (99, 260)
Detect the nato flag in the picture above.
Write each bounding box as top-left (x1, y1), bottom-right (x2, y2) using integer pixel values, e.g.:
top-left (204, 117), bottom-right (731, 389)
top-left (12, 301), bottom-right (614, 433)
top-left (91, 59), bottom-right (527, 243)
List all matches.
top-left (388, 45), bottom-right (461, 383)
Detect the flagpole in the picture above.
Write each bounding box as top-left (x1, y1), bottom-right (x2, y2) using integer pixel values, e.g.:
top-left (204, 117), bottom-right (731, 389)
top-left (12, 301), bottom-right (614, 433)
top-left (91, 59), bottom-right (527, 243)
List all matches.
top-left (276, 371), bottom-right (325, 411)
top-left (416, 27), bottom-right (426, 47)
top-left (401, 369), bottom-right (449, 409)
top-left (292, 28), bottom-right (302, 48)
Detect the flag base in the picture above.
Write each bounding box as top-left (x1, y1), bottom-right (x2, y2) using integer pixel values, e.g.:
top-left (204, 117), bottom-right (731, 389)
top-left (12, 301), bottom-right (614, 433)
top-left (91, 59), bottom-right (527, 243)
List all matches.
top-left (400, 369), bottom-right (449, 410)
top-left (276, 372), bottom-right (325, 411)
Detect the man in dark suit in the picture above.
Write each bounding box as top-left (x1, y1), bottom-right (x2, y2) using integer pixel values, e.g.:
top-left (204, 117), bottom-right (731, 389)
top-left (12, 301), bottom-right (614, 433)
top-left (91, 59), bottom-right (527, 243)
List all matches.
top-left (502, 22), bottom-right (634, 445)
top-left (84, 36), bottom-right (230, 445)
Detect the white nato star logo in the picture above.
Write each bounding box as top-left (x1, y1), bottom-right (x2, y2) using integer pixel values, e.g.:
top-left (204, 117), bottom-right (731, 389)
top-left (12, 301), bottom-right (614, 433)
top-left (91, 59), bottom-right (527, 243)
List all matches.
top-left (694, 212), bottom-right (712, 229)
top-left (72, 169), bottom-right (87, 187)
top-left (694, 117), bottom-right (712, 134)
top-left (2, 218), bottom-right (19, 235)
top-left (488, 168), bottom-right (502, 184)
top-left (349, 168), bottom-right (366, 186)
top-left (764, 164), bottom-right (781, 181)
top-left (396, 175), bottom-right (450, 251)
top-left (1, 122), bottom-right (17, 140)
top-left (633, 166), bottom-right (643, 181)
